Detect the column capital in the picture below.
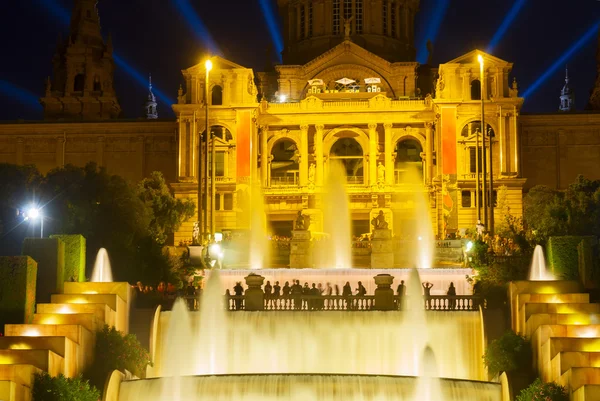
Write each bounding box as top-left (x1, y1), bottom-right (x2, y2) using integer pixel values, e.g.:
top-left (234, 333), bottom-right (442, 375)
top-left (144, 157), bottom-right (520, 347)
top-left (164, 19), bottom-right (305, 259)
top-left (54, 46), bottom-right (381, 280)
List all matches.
top-left (383, 122), bottom-right (393, 130)
top-left (368, 122), bottom-right (378, 130)
top-left (425, 121), bottom-right (434, 129)
top-left (300, 124), bottom-right (309, 132)
top-left (315, 124), bottom-right (325, 131)
top-left (260, 125), bottom-right (269, 133)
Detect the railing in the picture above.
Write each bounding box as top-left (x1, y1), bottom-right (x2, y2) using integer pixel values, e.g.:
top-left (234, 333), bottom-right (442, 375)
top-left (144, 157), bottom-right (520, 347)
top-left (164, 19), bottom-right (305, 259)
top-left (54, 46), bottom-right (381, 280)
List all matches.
top-left (270, 176), bottom-right (298, 186)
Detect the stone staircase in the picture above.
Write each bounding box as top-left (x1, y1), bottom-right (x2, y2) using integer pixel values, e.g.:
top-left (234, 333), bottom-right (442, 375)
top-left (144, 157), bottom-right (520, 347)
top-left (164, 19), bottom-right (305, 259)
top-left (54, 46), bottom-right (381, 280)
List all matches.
top-left (510, 281), bottom-right (600, 401)
top-left (0, 282), bottom-right (131, 401)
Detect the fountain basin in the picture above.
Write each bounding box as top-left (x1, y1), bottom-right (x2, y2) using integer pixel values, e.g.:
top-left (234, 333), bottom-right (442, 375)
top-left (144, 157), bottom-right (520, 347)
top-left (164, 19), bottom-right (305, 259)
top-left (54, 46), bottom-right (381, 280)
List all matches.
top-left (116, 374), bottom-right (501, 401)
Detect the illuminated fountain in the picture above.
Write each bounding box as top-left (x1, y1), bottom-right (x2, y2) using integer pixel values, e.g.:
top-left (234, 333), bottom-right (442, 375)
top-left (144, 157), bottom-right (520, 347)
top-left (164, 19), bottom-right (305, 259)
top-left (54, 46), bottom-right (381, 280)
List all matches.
top-left (90, 248), bottom-right (113, 282)
top-left (318, 161), bottom-right (352, 269)
top-left (249, 185), bottom-right (269, 270)
top-left (529, 245), bottom-right (555, 281)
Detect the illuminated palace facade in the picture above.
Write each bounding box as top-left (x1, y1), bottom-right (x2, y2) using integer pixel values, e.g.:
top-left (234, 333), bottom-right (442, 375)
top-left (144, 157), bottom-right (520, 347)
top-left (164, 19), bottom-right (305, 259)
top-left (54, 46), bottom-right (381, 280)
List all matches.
top-left (171, 0), bottom-right (526, 243)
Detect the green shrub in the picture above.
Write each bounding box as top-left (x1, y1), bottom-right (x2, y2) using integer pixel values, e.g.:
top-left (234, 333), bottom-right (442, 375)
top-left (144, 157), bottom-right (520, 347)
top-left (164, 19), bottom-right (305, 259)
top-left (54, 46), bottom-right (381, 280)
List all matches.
top-left (516, 378), bottom-right (568, 401)
top-left (49, 234), bottom-right (86, 282)
top-left (0, 256), bottom-right (37, 333)
top-left (483, 330), bottom-right (532, 377)
top-left (32, 372), bottom-right (99, 401)
top-left (547, 236), bottom-right (596, 280)
top-left (85, 325), bottom-right (152, 389)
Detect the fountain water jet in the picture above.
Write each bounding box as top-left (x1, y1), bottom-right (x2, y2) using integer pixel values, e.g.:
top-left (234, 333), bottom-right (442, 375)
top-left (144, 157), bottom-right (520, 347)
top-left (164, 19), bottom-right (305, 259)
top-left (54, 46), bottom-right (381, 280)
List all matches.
top-left (413, 346), bottom-right (446, 401)
top-left (249, 185), bottom-right (269, 269)
top-left (90, 248), bottom-right (113, 282)
top-left (529, 245), bottom-right (555, 281)
top-left (321, 161), bottom-right (352, 269)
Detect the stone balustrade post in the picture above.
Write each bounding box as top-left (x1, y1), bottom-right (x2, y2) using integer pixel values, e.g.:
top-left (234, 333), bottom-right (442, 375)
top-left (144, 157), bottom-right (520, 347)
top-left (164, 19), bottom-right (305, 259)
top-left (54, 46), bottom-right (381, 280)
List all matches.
top-left (244, 274), bottom-right (265, 311)
top-left (373, 274), bottom-right (395, 311)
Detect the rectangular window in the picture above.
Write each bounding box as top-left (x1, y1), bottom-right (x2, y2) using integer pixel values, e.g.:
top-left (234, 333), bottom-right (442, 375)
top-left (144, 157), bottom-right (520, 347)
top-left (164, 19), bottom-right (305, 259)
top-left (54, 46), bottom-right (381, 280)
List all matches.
top-left (461, 191), bottom-right (472, 208)
top-left (382, 2), bottom-right (388, 35)
top-left (344, 0), bottom-right (353, 21)
top-left (391, 3), bottom-right (396, 38)
top-left (333, 0), bottom-right (340, 35)
top-left (355, 0), bottom-right (363, 33)
top-left (224, 193), bottom-right (233, 210)
top-left (308, 2), bottom-right (313, 37)
top-left (215, 152), bottom-right (225, 177)
top-left (469, 147), bottom-right (483, 174)
top-left (300, 5), bottom-right (305, 39)
top-left (216, 193), bottom-right (221, 211)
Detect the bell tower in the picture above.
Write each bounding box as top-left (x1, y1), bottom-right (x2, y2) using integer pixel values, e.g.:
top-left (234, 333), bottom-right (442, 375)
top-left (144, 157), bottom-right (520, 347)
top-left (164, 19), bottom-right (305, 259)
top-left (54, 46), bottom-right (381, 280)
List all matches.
top-left (41, 0), bottom-right (121, 120)
top-left (277, 0), bottom-right (419, 64)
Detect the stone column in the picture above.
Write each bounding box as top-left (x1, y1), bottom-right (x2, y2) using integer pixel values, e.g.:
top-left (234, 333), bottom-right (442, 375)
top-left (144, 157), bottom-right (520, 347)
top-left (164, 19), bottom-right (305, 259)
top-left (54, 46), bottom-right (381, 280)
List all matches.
top-left (425, 122), bottom-right (433, 184)
top-left (373, 274), bottom-right (395, 310)
top-left (498, 111), bottom-right (506, 174)
top-left (315, 124), bottom-right (324, 186)
top-left (290, 229), bottom-right (312, 268)
top-left (369, 123), bottom-right (378, 186)
top-left (300, 124), bottom-right (309, 186)
top-left (371, 228), bottom-right (394, 268)
top-left (244, 273), bottom-right (265, 311)
top-left (384, 123), bottom-right (394, 184)
top-left (260, 125), bottom-right (269, 187)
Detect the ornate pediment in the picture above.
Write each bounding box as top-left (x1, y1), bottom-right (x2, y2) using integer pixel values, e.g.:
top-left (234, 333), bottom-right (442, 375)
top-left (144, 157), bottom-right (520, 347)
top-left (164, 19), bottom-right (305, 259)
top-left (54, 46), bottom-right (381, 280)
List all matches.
top-left (444, 50), bottom-right (513, 69)
top-left (184, 56), bottom-right (247, 76)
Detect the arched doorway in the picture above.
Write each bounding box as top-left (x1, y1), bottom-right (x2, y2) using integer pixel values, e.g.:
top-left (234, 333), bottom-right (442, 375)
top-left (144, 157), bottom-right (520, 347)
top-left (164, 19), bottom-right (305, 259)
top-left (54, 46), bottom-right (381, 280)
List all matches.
top-left (270, 139), bottom-right (299, 186)
top-left (394, 138), bottom-right (423, 184)
top-left (330, 137), bottom-right (364, 184)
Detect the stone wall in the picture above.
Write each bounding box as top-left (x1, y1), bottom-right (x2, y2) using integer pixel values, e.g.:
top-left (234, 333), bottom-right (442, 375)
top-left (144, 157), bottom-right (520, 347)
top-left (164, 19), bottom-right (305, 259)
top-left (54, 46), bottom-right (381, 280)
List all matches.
top-left (0, 120), bottom-right (177, 184)
top-left (520, 113), bottom-right (600, 191)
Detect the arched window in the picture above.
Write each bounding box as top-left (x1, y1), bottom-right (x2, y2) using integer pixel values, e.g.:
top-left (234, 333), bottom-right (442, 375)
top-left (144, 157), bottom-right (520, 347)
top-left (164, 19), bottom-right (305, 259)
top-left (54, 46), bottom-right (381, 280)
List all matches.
top-left (211, 85), bottom-right (223, 105)
top-left (394, 139), bottom-right (423, 184)
top-left (471, 79), bottom-right (481, 100)
top-left (330, 137), bottom-right (364, 184)
top-left (271, 139), bottom-right (299, 186)
top-left (74, 74), bottom-right (85, 92)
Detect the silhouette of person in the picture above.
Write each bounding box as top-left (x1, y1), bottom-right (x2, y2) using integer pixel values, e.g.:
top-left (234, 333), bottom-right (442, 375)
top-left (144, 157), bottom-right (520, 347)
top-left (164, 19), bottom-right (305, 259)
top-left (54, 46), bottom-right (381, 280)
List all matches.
top-left (422, 281), bottom-right (433, 309)
top-left (264, 281), bottom-right (273, 308)
top-left (396, 280), bottom-right (406, 310)
top-left (233, 282), bottom-right (244, 310)
top-left (447, 282), bottom-right (456, 310)
top-left (291, 280), bottom-right (303, 309)
top-left (342, 281), bottom-right (352, 309)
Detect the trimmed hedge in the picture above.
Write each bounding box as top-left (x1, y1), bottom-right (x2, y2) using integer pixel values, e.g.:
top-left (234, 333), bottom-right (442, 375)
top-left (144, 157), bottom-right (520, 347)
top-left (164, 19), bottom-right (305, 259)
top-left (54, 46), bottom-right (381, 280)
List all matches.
top-left (22, 238), bottom-right (65, 304)
top-left (0, 256), bottom-right (37, 333)
top-left (547, 236), bottom-right (596, 280)
top-left (49, 234), bottom-right (86, 282)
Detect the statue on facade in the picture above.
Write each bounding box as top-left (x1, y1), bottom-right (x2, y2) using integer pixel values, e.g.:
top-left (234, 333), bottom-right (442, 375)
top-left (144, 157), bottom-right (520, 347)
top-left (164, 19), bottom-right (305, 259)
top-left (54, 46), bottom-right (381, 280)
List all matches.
top-left (192, 221), bottom-right (200, 245)
top-left (371, 210), bottom-right (389, 230)
top-left (509, 77), bottom-right (519, 98)
top-left (377, 162), bottom-right (385, 184)
top-left (435, 71), bottom-right (445, 98)
top-left (342, 16), bottom-right (353, 40)
top-left (308, 163), bottom-right (316, 183)
top-left (295, 211), bottom-right (310, 231)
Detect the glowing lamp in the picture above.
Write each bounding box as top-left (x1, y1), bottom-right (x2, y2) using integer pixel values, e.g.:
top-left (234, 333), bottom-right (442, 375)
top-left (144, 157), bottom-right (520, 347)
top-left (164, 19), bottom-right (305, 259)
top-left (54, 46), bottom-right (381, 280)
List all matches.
top-left (477, 54), bottom-right (484, 65)
top-left (205, 59), bottom-right (213, 72)
top-left (22, 329), bottom-right (40, 337)
top-left (466, 241), bottom-right (474, 253)
top-left (214, 232), bottom-right (223, 242)
top-left (279, 94), bottom-right (287, 103)
top-left (58, 305), bottom-right (73, 314)
top-left (9, 343), bottom-right (32, 350)
top-left (28, 208), bottom-right (40, 219)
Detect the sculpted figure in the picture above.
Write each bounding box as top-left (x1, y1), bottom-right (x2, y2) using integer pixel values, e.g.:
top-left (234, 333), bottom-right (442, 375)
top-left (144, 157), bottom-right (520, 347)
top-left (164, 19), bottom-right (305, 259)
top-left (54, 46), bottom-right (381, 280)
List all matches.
top-left (371, 210), bottom-right (389, 230)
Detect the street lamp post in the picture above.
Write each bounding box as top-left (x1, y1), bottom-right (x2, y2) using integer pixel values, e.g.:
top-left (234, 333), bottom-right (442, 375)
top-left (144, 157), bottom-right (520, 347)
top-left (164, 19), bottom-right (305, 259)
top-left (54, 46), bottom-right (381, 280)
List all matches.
top-left (25, 207), bottom-right (43, 238)
top-left (203, 59), bottom-right (213, 242)
top-left (478, 54), bottom-right (488, 229)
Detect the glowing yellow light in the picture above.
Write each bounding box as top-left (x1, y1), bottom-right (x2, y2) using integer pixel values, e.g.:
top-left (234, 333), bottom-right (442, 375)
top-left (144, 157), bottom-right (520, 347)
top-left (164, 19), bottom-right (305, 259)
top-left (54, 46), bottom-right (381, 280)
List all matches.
top-left (577, 328), bottom-right (600, 338)
top-left (41, 316), bottom-right (59, 325)
top-left (58, 305), bottom-right (74, 314)
top-left (205, 59), bottom-right (213, 72)
top-left (70, 298), bottom-right (88, 304)
top-left (83, 291), bottom-right (98, 295)
top-left (477, 54), bottom-right (484, 64)
top-left (9, 343), bottom-right (32, 350)
top-left (22, 329), bottom-right (40, 337)
top-left (0, 355), bottom-right (14, 364)
top-left (582, 339), bottom-right (600, 352)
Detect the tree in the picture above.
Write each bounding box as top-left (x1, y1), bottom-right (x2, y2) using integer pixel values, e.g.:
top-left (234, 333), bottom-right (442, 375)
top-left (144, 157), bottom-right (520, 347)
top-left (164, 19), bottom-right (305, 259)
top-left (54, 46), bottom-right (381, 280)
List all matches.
top-left (137, 171), bottom-right (195, 245)
top-left (483, 330), bottom-right (532, 377)
top-left (517, 379), bottom-right (568, 401)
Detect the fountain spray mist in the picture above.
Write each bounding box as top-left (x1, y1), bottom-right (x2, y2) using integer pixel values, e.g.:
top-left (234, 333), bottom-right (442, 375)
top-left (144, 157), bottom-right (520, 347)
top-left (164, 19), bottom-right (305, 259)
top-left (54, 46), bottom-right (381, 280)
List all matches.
top-left (249, 185), bottom-right (269, 269)
top-left (322, 161), bottom-right (352, 269)
top-left (91, 248), bottom-right (113, 282)
top-left (529, 245), bottom-right (555, 280)
top-left (413, 346), bottom-right (446, 401)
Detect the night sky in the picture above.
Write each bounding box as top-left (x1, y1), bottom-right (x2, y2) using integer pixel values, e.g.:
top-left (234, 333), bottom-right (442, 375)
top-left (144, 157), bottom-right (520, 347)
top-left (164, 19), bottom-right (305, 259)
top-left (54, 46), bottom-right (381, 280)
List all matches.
top-left (0, 0), bottom-right (598, 121)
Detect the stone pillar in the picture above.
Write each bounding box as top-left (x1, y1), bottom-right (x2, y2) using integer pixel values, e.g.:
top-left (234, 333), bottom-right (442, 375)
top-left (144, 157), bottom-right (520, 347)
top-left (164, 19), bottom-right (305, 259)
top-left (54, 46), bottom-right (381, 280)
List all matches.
top-left (373, 274), bottom-right (395, 310)
top-left (425, 122), bottom-right (433, 184)
top-left (260, 125), bottom-right (269, 187)
top-left (290, 229), bottom-right (312, 268)
top-left (22, 238), bottom-right (65, 304)
top-left (244, 273), bottom-right (265, 311)
top-left (299, 124), bottom-right (309, 186)
top-left (384, 123), bottom-right (394, 184)
top-left (315, 124), bottom-right (324, 186)
top-left (369, 123), bottom-right (378, 186)
top-left (499, 111), bottom-right (506, 174)
top-left (371, 228), bottom-right (394, 268)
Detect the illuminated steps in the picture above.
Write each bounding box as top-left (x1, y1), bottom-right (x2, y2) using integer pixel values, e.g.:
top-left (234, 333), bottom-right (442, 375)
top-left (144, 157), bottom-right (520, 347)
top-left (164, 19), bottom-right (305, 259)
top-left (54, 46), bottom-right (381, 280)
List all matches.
top-left (559, 367), bottom-right (600, 392)
top-left (0, 365), bottom-right (40, 388)
top-left (0, 350), bottom-right (64, 377)
top-left (573, 385), bottom-right (600, 401)
top-left (0, 380), bottom-right (31, 401)
top-left (550, 352), bottom-right (600, 377)
top-left (51, 293), bottom-right (127, 332)
top-left (0, 337), bottom-right (79, 377)
top-left (32, 313), bottom-right (99, 333)
top-left (37, 303), bottom-right (116, 328)
top-left (526, 313), bottom-right (600, 336)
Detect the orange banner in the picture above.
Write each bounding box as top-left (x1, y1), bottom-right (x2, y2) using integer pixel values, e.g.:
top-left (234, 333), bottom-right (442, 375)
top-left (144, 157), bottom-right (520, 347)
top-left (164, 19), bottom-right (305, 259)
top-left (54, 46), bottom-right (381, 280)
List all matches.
top-left (441, 107), bottom-right (457, 174)
top-left (236, 110), bottom-right (251, 179)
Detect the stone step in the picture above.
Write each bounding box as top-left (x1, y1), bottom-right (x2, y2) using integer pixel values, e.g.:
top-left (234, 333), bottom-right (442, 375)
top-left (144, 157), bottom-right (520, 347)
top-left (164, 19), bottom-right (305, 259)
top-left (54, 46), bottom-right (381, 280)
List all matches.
top-left (37, 303), bottom-right (115, 327)
top-left (542, 337), bottom-right (600, 362)
top-left (62, 282), bottom-right (131, 303)
top-left (523, 303), bottom-right (600, 323)
top-left (527, 313), bottom-right (600, 336)
top-left (550, 352), bottom-right (600, 378)
top-left (0, 336), bottom-right (79, 378)
top-left (533, 325), bottom-right (600, 349)
top-left (573, 384), bottom-right (600, 401)
top-left (0, 350), bottom-right (64, 377)
top-left (32, 313), bottom-right (98, 333)
top-left (4, 324), bottom-right (92, 352)
top-left (560, 367), bottom-right (600, 392)
top-left (0, 380), bottom-right (31, 401)
top-left (0, 365), bottom-right (41, 387)
top-left (510, 281), bottom-right (583, 297)
top-left (50, 293), bottom-right (128, 332)
top-left (517, 293), bottom-right (590, 312)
